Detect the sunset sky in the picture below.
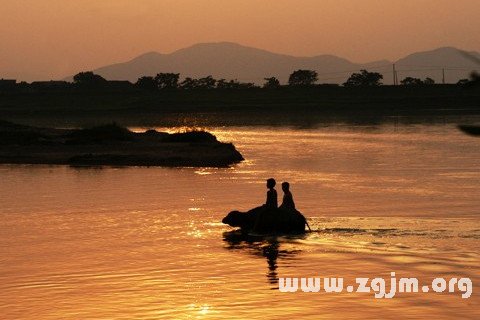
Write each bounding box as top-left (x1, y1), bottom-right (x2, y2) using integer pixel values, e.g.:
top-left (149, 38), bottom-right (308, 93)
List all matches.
top-left (1, 0), bottom-right (479, 81)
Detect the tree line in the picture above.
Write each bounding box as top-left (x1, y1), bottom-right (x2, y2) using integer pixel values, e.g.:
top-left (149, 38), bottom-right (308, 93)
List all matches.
top-left (133, 69), bottom-right (387, 89)
top-left (66, 69), bottom-right (480, 90)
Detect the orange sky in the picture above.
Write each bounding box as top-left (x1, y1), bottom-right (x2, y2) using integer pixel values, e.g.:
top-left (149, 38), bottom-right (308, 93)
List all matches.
top-left (1, 0), bottom-right (479, 81)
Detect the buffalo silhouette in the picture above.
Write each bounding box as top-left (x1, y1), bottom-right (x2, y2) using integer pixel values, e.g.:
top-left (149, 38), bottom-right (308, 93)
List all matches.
top-left (222, 206), bottom-right (307, 234)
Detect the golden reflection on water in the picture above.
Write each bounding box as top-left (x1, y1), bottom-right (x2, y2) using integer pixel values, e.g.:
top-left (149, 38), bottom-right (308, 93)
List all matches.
top-left (0, 125), bottom-right (479, 319)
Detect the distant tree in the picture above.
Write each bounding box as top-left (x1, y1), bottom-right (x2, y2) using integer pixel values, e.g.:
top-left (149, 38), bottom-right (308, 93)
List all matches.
top-left (136, 76), bottom-right (157, 90)
top-left (288, 70), bottom-right (318, 86)
top-left (179, 77), bottom-right (197, 90)
top-left (423, 77), bottom-right (435, 85)
top-left (154, 73), bottom-right (180, 89)
top-left (195, 76), bottom-right (217, 89)
top-left (216, 79), bottom-right (230, 89)
top-left (468, 71), bottom-right (480, 86)
top-left (401, 77), bottom-right (435, 86)
top-left (238, 82), bottom-right (257, 89)
top-left (344, 70), bottom-right (383, 87)
top-left (73, 71), bottom-right (107, 88)
top-left (460, 71), bottom-right (480, 88)
top-left (216, 79), bottom-right (257, 89)
top-left (400, 77), bottom-right (423, 86)
top-left (18, 81), bottom-right (29, 89)
top-left (263, 77), bottom-right (280, 88)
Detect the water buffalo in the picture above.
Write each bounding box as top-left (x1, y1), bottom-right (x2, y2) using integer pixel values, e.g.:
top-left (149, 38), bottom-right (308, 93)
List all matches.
top-left (222, 206), bottom-right (307, 234)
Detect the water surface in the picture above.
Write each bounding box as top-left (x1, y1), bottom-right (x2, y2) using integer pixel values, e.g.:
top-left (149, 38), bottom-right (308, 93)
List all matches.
top-left (1, 124), bottom-right (479, 319)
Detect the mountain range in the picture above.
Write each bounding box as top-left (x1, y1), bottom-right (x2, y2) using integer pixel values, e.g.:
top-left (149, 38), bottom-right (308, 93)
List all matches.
top-left (78, 42), bottom-right (480, 85)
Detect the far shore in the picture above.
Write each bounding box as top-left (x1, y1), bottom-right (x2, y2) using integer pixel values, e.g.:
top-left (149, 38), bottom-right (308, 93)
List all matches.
top-left (1, 85), bottom-right (479, 128)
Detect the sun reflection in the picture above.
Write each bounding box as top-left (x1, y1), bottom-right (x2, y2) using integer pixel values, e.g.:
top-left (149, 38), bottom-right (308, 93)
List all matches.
top-left (187, 304), bottom-right (213, 317)
top-left (187, 221), bottom-right (204, 238)
top-left (194, 169), bottom-right (213, 175)
top-left (199, 305), bottom-right (210, 315)
top-left (130, 125), bottom-right (211, 135)
top-left (187, 230), bottom-right (203, 238)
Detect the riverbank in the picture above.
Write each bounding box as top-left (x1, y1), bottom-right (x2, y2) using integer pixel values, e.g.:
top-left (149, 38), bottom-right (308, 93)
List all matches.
top-left (1, 85), bottom-right (479, 127)
top-left (0, 121), bottom-right (244, 167)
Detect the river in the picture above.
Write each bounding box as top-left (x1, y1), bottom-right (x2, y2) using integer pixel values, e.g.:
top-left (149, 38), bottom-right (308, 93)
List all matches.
top-left (1, 123), bottom-right (479, 319)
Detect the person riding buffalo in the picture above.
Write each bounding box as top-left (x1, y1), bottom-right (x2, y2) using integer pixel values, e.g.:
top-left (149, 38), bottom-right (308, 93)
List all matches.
top-left (280, 182), bottom-right (295, 210)
top-left (265, 178), bottom-right (278, 209)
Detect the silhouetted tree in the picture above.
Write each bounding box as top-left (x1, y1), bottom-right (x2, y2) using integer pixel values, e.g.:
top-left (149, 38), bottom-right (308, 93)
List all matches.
top-left (471, 71), bottom-right (480, 82)
top-left (195, 76), bottom-right (216, 89)
top-left (288, 70), bottom-right (318, 86)
top-left (154, 73), bottom-right (180, 89)
top-left (343, 70), bottom-right (383, 87)
top-left (400, 77), bottom-right (423, 86)
top-left (238, 82), bottom-right (257, 89)
top-left (460, 71), bottom-right (480, 88)
top-left (180, 77), bottom-right (197, 90)
top-left (469, 71), bottom-right (480, 86)
top-left (217, 79), bottom-right (257, 89)
top-left (263, 77), bottom-right (280, 88)
top-left (401, 77), bottom-right (435, 86)
top-left (424, 77), bottom-right (435, 85)
top-left (216, 79), bottom-right (230, 89)
top-left (136, 76), bottom-right (157, 90)
top-left (18, 81), bottom-right (29, 89)
top-left (73, 72), bottom-right (107, 88)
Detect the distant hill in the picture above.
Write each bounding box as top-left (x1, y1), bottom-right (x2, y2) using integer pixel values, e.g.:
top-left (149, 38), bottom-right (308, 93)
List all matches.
top-left (68, 42), bottom-right (479, 85)
top-left (395, 47), bottom-right (480, 84)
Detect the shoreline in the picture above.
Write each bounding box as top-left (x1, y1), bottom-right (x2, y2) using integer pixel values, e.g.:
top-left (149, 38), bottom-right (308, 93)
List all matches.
top-left (1, 86), bottom-right (479, 128)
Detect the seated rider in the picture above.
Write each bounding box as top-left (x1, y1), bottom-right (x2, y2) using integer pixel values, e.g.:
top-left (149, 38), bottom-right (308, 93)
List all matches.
top-left (280, 182), bottom-right (295, 210)
top-left (265, 178), bottom-right (278, 209)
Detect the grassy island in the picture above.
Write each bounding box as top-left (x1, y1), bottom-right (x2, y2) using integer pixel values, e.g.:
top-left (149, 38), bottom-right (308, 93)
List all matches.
top-left (0, 120), bottom-right (244, 167)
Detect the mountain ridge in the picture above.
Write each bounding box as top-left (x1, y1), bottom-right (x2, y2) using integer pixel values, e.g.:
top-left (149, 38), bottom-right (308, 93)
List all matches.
top-left (69, 42), bottom-right (480, 84)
